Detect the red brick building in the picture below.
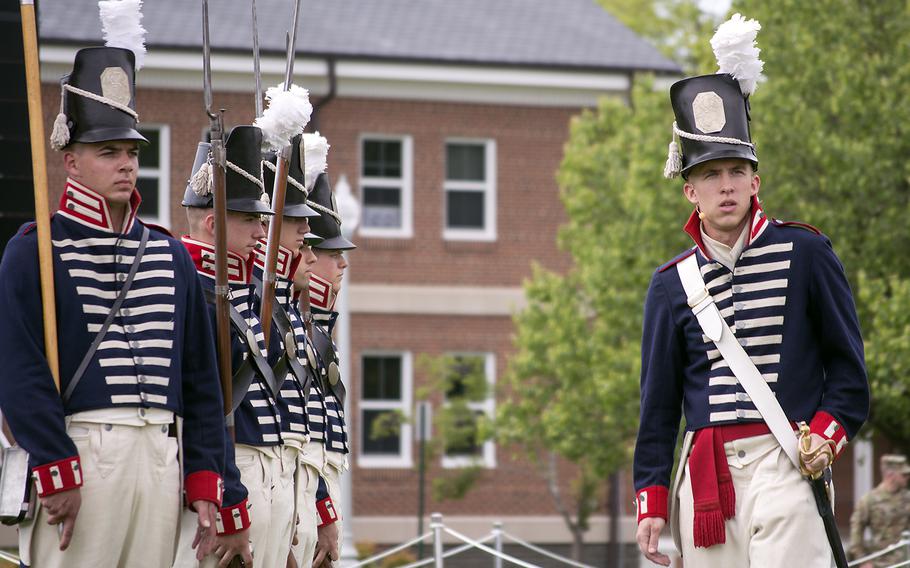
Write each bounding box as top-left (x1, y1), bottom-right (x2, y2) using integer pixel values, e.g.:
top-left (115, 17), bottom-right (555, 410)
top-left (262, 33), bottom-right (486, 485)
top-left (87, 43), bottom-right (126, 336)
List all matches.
top-left (3, 0), bottom-right (880, 564)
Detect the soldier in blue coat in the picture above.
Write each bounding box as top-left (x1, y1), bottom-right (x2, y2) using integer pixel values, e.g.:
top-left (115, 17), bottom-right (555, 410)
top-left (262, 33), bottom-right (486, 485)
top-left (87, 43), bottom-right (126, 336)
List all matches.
top-left (0, 47), bottom-right (225, 567)
top-left (300, 170), bottom-right (356, 567)
top-left (176, 125), bottom-right (298, 567)
top-left (633, 17), bottom-right (869, 568)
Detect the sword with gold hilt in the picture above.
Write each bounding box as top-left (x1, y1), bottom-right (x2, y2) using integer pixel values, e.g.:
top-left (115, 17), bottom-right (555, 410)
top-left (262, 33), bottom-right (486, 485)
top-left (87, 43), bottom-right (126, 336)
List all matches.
top-left (259, 0), bottom-right (303, 349)
top-left (798, 422), bottom-right (849, 568)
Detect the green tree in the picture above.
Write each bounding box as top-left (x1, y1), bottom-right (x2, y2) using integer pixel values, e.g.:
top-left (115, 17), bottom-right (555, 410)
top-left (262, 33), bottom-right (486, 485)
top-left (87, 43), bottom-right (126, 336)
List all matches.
top-left (599, 0), bottom-right (720, 72)
top-left (737, 0), bottom-right (910, 450)
top-left (498, 78), bottom-right (691, 559)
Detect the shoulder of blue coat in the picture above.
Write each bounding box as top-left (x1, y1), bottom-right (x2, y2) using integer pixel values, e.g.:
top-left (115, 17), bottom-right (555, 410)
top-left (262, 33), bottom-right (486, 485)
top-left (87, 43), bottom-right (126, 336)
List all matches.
top-left (19, 221), bottom-right (38, 235)
top-left (658, 247), bottom-right (697, 273)
top-left (139, 221), bottom-right (175, 239)
top-left (770, 218), bottom-right (822, 235)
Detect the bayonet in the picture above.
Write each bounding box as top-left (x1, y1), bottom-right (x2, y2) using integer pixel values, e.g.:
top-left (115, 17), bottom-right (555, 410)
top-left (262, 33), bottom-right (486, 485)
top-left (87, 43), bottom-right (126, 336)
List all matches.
top-left (260, 0), bottom-right (303, 349)
top-left (252, 0), bottom-right (263, 118)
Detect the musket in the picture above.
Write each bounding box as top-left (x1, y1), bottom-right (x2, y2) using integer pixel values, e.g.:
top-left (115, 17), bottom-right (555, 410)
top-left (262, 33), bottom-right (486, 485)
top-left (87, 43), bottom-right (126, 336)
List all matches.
top-left (20, 0), bottom-right (61, 392)
top-left (259, 0), bottom-right (303, 349)
top-left (202, 0), bottom-right (232, 419)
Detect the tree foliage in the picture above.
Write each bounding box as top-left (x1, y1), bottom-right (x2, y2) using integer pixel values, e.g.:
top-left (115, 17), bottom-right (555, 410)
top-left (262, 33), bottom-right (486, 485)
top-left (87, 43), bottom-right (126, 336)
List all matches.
top-left (737, 0), bottom-right (910, 450)
top-left (500, 0), bottom-right (910, 551)
top-left (498, 79), bottom-right (691, 550)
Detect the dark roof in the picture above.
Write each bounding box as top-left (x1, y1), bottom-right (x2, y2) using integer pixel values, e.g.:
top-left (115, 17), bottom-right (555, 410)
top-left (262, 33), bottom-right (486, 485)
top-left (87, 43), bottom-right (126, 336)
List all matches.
top-left (39, 0), bottom-right (680, 73)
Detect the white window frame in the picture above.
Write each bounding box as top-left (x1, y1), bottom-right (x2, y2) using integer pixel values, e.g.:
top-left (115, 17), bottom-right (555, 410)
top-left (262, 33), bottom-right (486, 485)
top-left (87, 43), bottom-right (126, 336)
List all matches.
top-left (136, 124), bottom-right (171, 227)
top-left (443, 138), bottom-right (497, 242)
top-left (358, 350), bottom-right (413, 468)
top-left (441, 352), bottom-right (496, 469)
top-left (358, 134), bottom-right (413, 239)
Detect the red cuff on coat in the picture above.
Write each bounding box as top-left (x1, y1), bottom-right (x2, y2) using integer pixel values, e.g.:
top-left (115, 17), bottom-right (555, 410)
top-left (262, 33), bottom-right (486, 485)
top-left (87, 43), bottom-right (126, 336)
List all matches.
top-left (636, 485), bottom-right (668, 523)
top-left (185, 470), bottom-right (224, 508)
top-left (809, 411), bottom-right (849, 461)
top-left (32, 456), bottom-right (83, 497)
top-left (316, 497), bottom-right (339, 527)
top-left (215, 499), bottom-right (252, 535)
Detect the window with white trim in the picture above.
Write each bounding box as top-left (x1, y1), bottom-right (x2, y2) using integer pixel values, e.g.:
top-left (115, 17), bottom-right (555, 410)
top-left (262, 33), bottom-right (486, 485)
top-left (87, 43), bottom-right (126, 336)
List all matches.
top-left (359, 351), bottom-right (413, 468)
top-left (359, 135), bottom-right (413, 238)
top-left (443, 139), bottom-right (496, 241)
top-left (136, 125), bottom-right (171, 227)
top-left (441, 353), bottom-right (496, 469)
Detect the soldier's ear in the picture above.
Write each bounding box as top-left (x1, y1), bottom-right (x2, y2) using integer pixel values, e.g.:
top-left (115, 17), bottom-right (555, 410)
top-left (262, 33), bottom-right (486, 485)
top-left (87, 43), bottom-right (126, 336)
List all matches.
top-left (203, 212), bottom-right (216, 236)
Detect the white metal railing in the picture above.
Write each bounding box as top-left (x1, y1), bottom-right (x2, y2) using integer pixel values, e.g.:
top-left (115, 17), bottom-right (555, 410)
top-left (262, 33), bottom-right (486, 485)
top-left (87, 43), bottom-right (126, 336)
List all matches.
top-left (0, 550), bottom-right (18, 566)
top-left (848, 531), bottom-right (910, 568)
top-left (350, 513), bottom-right (598, 568)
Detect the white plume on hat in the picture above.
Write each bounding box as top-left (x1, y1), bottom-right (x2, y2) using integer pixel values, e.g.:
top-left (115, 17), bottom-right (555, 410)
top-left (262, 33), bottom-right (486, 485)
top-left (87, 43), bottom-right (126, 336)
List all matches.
top-left (99, 0), bottom-right (147, 70)
top-left (255, 83), bottom-right (313, 152)
top-left (711, 13), bottom-right (764, 96)
top-left (301, 132), bottom-right (330, 191)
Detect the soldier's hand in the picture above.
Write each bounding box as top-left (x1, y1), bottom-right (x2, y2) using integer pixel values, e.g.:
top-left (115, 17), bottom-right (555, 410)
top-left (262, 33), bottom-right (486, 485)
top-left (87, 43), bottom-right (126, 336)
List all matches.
top-left (312, 521), bottom-right (339, 567)
top-left (636, 517), bottom-right (670, 566)
top-left (41, 487), bottom-right (81, 551)
top-left (286, 550), bottom-right (299, 568)
top-left (800, 433), bottom-right (833, 476)
top-left (860, 563), bottom-right (873, 568)
top-left (213, 529), bottom-right (253, 568)
top-left (191, 500), bottom-right (218, 560)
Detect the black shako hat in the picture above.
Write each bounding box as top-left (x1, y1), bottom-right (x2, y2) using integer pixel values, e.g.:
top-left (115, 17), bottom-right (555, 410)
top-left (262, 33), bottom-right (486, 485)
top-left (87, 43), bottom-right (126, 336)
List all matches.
top-left (262, 134), bottom-right (319, 218)
top-left (52, 47), bottom-right (147, 149)
top-left (182, 126), bottom-right (274, 215)
top-left (669, 73), bottom-right (757, 178)
top-left (308, 174), bottom-right (356, 251)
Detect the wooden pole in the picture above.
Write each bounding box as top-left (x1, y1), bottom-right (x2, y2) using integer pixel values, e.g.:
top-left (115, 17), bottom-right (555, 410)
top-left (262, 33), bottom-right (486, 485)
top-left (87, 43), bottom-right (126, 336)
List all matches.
top-left (20, 0), bottom-right (61, 392)
top-left (259, 146), bottom-right (289, 349)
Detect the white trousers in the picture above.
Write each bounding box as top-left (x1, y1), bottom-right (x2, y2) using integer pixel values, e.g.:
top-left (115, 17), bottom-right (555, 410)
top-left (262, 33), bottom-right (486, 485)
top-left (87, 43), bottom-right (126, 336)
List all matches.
top-left (173, 444), bottom-right (296, 568)
top-left (323, 451), bottom-right (346, 567)
top-left (238, 444), bottom-right (296, 568)
top-left (21, 421), bottom-right (180, 568)
top-left (290, 455), bottom-right (320, 567)
top-left (678, 433), bottom-right (833, 567)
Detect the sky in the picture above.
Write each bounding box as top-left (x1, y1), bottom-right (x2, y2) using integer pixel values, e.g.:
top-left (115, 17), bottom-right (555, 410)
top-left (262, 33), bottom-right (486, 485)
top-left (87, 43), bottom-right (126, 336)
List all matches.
top-left (698, 0), bottom-right (732, 16)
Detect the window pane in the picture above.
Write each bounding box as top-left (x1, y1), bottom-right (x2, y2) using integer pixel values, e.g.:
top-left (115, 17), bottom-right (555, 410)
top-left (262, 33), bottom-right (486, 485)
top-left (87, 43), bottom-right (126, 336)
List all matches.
top-left (445, 355), bottom-right (486, 402)
top-left (444, 410), bottom-right (483, 457)
top-left (362, 186), bottom-right (402, 228)
top-left (446, 190), bottom-right (484, 229)
top-left (362, 410), bottom-right (402, 455)
top-left (362, 356), bottom-right (402, 400)
top-left (138, 128), bottom-right (160, 169)
top-left (446, 144), bottom-right (485, 181)
top-left (362, 140), bottom-right (402, 178)
top-left (136, 177), bottom-right (160, 217)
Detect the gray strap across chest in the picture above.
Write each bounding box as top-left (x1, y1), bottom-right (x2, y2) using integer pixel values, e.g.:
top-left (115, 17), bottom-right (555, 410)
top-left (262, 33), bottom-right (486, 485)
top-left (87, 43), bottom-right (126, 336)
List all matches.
top-left (269, 300), bottom-right (312, 400)
top-left (675, 252), bottom-right (800, 470)
top-left (63, 227), bottom-right (150, 403)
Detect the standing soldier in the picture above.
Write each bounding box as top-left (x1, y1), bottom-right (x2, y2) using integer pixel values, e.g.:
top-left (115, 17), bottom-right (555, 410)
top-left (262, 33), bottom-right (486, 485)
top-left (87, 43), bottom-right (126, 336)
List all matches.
top-left (255, 132), bottom-right (326, 567)
top-left (0, 45), bottom-right (225, 567)
top-left (177, 126), bottom-right (291, 567)
top-left (299, 167), bottom-right (356, 567)
top-left (849, 454), bottom-right (910, 567)
top-left (633, 14), bottom-right (869, 567)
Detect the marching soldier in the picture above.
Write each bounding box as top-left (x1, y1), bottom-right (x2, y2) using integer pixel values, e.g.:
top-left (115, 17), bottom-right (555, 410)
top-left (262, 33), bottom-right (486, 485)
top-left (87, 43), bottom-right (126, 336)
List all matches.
top-left (849, 454), bottom-right (910, 567)
top-left (633, 14), bottom-right (869, 567)
top-left (176, 126), bottom-right (292, 567)
top-left (254, 133), bottom-right (328, 567)
top-left (298, 167), bottom-right (356, 567)
top-left (0, 46), bottom-right (226, 567)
